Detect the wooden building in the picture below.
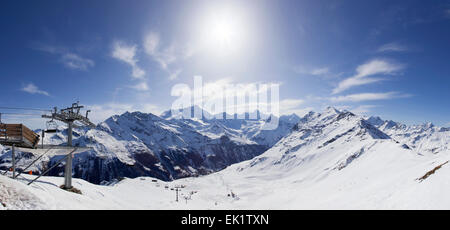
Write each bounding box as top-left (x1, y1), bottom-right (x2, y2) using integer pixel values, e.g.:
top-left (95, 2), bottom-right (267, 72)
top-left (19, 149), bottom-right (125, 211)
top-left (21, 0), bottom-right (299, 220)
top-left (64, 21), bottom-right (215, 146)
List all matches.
top-left (0, 124), bottom-right (40, 148)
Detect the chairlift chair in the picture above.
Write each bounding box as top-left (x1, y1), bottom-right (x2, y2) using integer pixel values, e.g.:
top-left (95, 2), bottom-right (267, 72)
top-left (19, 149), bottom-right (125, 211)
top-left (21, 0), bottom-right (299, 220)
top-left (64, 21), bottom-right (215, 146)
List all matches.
top-left (45, 119), bottom-right (58, 133)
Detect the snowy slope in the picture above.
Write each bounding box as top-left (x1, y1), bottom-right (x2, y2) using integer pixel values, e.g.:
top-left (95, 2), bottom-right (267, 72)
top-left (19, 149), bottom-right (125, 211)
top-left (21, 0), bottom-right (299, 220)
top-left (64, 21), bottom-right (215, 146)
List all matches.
top-left (3, 109), bottom-right (290, 184)
top-left (1, 118), bottom-right (450, 210)
top-left (25, 108), bottom-right (298, 184)
top-left (2, 107), bottom-right (450, 210)
top-left (0, 131), bottom-right (450, 209)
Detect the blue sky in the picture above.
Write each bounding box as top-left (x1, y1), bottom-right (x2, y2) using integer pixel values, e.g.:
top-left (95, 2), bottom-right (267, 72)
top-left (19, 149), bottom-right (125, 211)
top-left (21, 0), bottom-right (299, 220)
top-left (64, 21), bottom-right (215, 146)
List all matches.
top-left (1, 0), bottom-right (450, 129)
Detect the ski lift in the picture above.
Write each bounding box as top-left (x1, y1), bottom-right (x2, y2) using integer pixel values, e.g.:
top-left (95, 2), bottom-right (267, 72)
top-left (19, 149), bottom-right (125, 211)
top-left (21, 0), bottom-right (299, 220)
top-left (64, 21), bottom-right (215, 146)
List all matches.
top-left (45, 119), bottom-right (58, 133)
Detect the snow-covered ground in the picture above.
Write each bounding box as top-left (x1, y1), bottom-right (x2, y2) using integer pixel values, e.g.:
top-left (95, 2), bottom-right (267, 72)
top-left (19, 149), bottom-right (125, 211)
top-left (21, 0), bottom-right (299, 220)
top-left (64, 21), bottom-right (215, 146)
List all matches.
top-left (1, 150), bottom-right (449, 210)
top-left (21, 109), bottom-right (299, 183)
top-left (1, 107), bottom-right (450, 210)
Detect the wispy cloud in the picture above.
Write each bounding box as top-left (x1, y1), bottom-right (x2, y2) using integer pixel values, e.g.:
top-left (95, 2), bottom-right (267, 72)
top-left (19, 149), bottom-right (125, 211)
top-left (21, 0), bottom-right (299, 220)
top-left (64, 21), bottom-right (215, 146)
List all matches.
top-left (332, 59), bottom-right (404, 94)
top-left (279, 99), bottom-right (312, 116)
top-left (280, 99), bottom-right (304, 109)
top-left (144, 32), bottom-right (178, 70)
top-left (330, 92), bottom-right (410, 102)
top-left (377, 42), bottom-right (408, 53)
top-left (310, 67), bottom-right (330, 76)
top-left (169, 69), bottom-right (182, 80)
top-left (21, 83), bottom-right (50, 96)
top-left (293, 66), bottom-right (330, 76)
top-left (111, 41), bottom-right (145, 79)
top-left (335, 105), bottom-right (377, 114)
top-left (144, 32), bottom-right (174, 70)
top-left (351, 105), bottom-right (378, 114)
top-left (34, 44), bottom-right (95, 71)
top-left (61, 53), bottom-right (95, 70)
top-left (130, 82), bottom-right (149, 91)
top-left (143, 31), bottom-right (193, 80)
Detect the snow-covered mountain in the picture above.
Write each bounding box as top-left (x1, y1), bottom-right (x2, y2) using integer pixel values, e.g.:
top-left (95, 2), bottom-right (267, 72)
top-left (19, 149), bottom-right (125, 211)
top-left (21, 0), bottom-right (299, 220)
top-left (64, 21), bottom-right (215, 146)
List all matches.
top-left (2, 106), bottom-right (450, 209)
top-left (234, 107), bottom-right (402, 176)
top-left (366, 116), bottom-right (450, 155)
top-left (178, 107), bottom-right (450, 209)
top-left (1, 107), bottom-right (299, 184)
top-left (187, 108), bottom-right (450, 209)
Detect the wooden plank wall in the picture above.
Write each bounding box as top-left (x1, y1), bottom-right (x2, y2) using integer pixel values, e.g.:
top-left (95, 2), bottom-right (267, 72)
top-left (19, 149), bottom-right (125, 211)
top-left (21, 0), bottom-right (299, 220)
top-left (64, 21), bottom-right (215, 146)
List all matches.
top-left (0, 124), bottom-right (40, 148)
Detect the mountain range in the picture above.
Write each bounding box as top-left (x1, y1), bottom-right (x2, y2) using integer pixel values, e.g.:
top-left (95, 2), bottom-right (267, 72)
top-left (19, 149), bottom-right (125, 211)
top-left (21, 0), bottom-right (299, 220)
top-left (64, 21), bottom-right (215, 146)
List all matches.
top-left (0, 106), bottom-right (300, 184)
top-left (1, 106), bottom-right (449, 187)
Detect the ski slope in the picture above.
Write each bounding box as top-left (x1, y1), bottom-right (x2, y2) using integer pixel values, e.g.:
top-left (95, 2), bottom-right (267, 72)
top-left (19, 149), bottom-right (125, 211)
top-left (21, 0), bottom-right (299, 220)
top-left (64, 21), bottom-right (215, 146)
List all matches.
top-left (1, 149), bottom-right (449, 210)
top-left (2, 107), bottom-right (450, 209)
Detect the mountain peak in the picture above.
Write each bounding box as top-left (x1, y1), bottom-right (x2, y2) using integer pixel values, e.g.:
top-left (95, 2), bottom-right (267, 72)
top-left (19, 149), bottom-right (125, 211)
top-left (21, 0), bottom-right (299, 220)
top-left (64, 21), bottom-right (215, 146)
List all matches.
top-left (366, 116), bottom-right (385, 127)
top-left (161, 105), bottom-right (276, 121)
top-left (423, 122), bottom-right (434, 129)
top-left (317, 106), bottom-right (342, 121)
top-left (280, 113), bottom-right (300, 123)
top-left (160, 105), bottom-right (212, 120)
top-left (122, 111), bottom-right (160, 120)
top-left (324, 106), bottom-right (341, 115)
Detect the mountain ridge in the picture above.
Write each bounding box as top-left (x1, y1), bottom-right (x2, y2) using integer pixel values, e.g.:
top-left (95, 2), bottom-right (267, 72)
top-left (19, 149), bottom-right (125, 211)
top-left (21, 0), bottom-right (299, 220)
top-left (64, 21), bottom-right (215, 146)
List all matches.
top-left (2, 106), bottom-right (449, 187)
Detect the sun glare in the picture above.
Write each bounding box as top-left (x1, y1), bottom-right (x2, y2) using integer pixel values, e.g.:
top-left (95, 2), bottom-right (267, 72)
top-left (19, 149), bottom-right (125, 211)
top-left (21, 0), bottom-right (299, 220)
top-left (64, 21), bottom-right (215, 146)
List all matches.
top-left (196, 4), bottom-right (249, 58)
top-left (209, 14), bottom-right (238, 48)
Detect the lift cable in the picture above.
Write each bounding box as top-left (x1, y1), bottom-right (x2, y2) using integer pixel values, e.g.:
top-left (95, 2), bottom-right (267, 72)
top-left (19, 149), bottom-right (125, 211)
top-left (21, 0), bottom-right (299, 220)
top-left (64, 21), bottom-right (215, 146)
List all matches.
top-left (0, 112), bottom-right (44, 116)
top-left (0, 107), bottom-right (52, 112)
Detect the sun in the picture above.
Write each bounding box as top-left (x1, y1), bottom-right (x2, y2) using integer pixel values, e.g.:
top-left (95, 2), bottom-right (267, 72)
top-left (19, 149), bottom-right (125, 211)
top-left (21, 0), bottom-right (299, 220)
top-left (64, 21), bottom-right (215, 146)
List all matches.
top-left (209, 14), bottom-right (238, 48)
top-left (196, 4), bottom-right (248, 57)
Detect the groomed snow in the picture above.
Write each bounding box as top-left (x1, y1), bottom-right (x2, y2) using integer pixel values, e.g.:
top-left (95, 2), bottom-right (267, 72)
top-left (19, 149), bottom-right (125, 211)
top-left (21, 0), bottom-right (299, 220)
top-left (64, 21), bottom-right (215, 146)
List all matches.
top-left (2, 107), bottom-right (450, 210)
top-left (1, 149), bottom-right (449, 210)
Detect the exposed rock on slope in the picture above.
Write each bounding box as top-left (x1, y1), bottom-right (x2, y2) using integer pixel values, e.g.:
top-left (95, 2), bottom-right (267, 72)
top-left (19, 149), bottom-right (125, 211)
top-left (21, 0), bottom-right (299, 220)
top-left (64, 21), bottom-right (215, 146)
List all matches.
top-left (1, 109), bottom-right (299, 184)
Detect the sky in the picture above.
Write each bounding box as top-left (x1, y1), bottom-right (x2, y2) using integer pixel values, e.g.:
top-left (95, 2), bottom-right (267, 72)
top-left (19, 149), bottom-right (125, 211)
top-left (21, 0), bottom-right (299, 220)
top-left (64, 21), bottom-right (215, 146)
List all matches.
top-left (1, 0), bottom-right (450, 129)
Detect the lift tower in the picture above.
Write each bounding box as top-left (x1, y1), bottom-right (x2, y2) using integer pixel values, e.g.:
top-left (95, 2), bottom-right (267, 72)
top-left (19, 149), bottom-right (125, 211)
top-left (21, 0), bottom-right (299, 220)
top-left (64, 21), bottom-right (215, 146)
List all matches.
top-left (42, 102), bottom-right (95, 189)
